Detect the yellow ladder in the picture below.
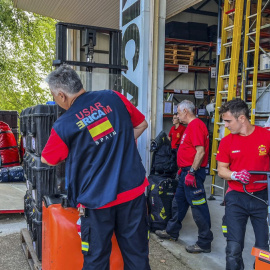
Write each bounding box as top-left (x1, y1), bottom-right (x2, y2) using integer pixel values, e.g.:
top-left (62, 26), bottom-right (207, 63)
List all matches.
top-left (209, 0), bottom-right (245, 198)
top-left (241, 0), bottom-right (270, 124)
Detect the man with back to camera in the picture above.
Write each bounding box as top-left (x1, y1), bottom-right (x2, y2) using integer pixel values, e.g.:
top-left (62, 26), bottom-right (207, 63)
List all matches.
top-left (175, 100), bottom-right (213, 253)
top-left (41, 65), bottom-right (151, 270)
top-left (216, 98), bottom-right (270, 270)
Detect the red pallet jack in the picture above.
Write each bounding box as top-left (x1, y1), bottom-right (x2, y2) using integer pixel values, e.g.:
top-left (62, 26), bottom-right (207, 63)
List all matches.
top-left (244, 171), bottom-right (270, 269)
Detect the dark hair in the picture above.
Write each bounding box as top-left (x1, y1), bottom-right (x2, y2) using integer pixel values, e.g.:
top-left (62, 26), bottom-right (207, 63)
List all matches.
top-left (219, 98), bottom-right (249, 119)
top-left (173, 113), bottom-right (178, 116)
top-left (45, 65), bottom-right (83, 96)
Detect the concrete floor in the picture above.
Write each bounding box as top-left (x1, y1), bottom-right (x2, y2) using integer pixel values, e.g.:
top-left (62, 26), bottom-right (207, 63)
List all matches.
top-left (153, 175), bottom-right (257, 270)
top-left (0, 176), bottom-right (259, 270)
top-left (0, 214), bottom-right (191, 270)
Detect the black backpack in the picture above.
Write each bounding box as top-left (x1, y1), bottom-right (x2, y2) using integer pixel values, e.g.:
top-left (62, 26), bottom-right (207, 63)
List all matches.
top-left (147, 174), bottom-right (178, 232)
top-left (150, 131), bottom-right (178, 175)
top-left (151, 144), bottom-right (177, 175)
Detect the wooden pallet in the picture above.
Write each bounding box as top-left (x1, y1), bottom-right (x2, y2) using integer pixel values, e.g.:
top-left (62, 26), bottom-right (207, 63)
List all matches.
top-left (165, 44), bottom-right (193, 51)
top-left (164, 56), bottom-right (194, 65)
top-left (164, 44), bottom-right (195, 65)
top-left (21, 228), bottom-right (42, 270)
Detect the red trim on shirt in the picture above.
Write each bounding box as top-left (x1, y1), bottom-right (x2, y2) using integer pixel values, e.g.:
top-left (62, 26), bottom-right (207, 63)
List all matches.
top-left (98, 177), bottom-right (149, 209)
top-left (113, 90), bottom-right (145, 127)
top-left (41, 128), bottom-right (69, 165)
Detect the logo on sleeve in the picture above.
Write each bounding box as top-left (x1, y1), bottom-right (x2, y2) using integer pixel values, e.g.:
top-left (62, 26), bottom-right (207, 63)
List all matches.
top-left (232, 150), bottom-right (240, 153)
top-left (258, 145), bottom-right (267, 156)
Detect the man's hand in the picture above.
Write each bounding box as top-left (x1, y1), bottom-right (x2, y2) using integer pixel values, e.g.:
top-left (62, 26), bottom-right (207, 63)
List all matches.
top-left (185, 171), bottom-right (197, 187)
top-left (231, 169), bottom-right (251, 185)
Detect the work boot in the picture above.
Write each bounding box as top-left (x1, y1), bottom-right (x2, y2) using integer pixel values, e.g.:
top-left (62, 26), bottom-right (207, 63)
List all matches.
top-left (155, 230), bottom-right (178, 241)
top-left (185, 244), bottom-right (211, 253)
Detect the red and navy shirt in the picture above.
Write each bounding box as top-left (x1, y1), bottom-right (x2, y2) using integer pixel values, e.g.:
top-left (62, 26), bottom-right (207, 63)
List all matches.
top-left (42, 90), bottom-right (148, 209)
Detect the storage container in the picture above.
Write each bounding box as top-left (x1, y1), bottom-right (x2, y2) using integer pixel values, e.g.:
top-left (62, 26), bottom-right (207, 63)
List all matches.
top-left (20, 107), bottom-right (32, 136)
top-left (0, 111), bottom-right (18, 129)
top-left (55, 162), bottom-right (66, 194)
top-left (30, 105), bottom-right (57, 156)
top-left (42, 195), bottom-right (124, 270)
top-left (32, 203), bottom-right (42, 261)
top-left (24, 191), bottom-right (34, 233)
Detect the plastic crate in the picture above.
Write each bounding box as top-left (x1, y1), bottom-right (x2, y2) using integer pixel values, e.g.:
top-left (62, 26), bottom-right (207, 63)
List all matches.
top-left (55, 162), bottom-right (66, 194)
top-left (27, 170), bottom-right (56, 212)
top-left (32, 203), bottom-right (42, 261)
top-left (29, 153), bottom-right (55, 189)
top-left (0, 111), bottom-right (18, 129)
top-left (24, 191), bottom-right (34, 233)
top-left (23, 151), bottom-right (32, 180)
top-left (20, 107), bottom-right (32, 136)
top-left (20, 107), bottom-right (33, 152)
top-left (30, 105), bottom-right (57, 156)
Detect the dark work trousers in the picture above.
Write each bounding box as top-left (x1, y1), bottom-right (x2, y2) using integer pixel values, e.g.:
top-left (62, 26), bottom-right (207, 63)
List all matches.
top-left (223, 189), bottom-right (268, 270)
top-left (166, 197), bottom-right (181, 239)
top-left (80, 194), bottom-right (151, 270)
top-left (174, 167), bottom-right (213, 249)
top-left (166, 149), bottom-right (181, 238)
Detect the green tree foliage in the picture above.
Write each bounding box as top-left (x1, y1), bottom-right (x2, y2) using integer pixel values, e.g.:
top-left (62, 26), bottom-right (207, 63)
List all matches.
top-left (0, 0), bottom-right (56, 112)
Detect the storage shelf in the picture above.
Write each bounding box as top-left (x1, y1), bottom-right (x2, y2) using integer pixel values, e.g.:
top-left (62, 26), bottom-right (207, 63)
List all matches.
top-left (165, 38), bottom-right (216, 48)
top-left (164, 89), bottom-right (215, 96)
top-left (164, 64), bottom-right (214, 72)
top-left (249, 70), bottom-right (270, 80)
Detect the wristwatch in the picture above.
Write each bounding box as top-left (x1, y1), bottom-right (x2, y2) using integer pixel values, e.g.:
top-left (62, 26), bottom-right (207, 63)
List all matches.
top-left (189, 167), bottom-right (196, 174)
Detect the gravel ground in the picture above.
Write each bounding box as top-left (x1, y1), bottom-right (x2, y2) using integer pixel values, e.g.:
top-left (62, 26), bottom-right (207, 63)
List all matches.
top-left (0, 214), bottom-right (191, 270)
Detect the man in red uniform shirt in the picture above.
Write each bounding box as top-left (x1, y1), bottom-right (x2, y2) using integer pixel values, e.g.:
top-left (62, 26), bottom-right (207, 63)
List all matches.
top-left (175, 100), bottom-right (213, 253)
top-left (216, 99), bottom-right (270, 270)
top-left (168, 113), bottom-right (186, 150)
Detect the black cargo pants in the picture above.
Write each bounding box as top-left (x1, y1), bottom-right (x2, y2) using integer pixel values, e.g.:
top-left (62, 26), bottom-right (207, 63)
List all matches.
top-left (222, 189), bottom-right (268, 270)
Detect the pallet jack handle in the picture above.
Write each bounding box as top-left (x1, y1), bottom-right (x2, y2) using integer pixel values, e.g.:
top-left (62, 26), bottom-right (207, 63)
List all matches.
top-left (246, 171), bottom-right (270, 268)
top-left (243, 171), bottom-right (270, 206)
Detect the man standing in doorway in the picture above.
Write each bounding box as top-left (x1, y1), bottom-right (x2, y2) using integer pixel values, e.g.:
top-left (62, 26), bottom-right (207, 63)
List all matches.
top-left (175, 100), bottom-right (213, 253)
top-left (41, 65), bottom-right (150, 270)
top-left (216, 99), bottom-right (270, 270)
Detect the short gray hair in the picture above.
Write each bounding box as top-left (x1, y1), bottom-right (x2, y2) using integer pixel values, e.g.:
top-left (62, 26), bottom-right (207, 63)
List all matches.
top-left (178, 100), bottom-right (195, 114)
top-left (45, 65), bottom-right (83, 96)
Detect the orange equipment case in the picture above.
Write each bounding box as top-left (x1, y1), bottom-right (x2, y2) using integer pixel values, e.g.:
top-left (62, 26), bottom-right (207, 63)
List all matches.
top-left (246, 171), bottom-right (270, 270)
top-left (42, 195), bottom-right (123, 270)
top-left (252, 247), bottom-right (270, 269)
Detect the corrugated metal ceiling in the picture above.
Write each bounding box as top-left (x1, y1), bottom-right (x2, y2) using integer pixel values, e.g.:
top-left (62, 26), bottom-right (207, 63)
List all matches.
top-left (13, 0), bottom-right (203, 28)
top-left (167, 0), bottom-right (202, 19)
top-left (13, 0), bottom-right (120, 29)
